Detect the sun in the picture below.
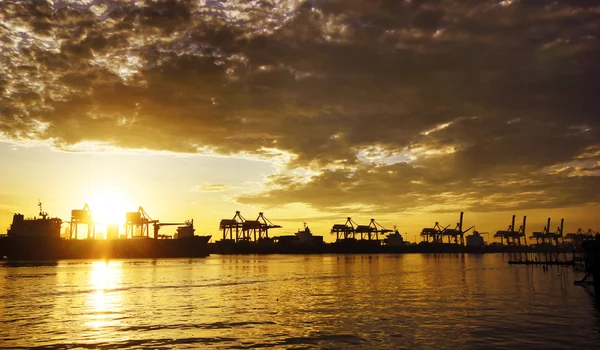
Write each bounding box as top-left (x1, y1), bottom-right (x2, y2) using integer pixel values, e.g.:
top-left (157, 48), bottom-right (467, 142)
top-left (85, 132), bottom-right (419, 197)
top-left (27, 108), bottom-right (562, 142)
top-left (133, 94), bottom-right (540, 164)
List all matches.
top-left (88, 190), bottom-right (131, 225)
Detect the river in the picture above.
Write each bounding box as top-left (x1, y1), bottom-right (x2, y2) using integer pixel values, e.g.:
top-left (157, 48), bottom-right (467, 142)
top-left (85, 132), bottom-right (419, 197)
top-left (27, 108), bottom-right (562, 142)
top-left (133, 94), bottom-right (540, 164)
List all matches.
top-left (1, 254), bottom-right (599, 349)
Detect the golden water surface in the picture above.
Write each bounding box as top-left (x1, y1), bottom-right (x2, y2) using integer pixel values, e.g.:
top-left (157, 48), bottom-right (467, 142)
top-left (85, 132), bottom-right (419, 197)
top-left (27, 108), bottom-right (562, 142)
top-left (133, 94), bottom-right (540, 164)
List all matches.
top-left (1, 254), bottom-right (599, 349)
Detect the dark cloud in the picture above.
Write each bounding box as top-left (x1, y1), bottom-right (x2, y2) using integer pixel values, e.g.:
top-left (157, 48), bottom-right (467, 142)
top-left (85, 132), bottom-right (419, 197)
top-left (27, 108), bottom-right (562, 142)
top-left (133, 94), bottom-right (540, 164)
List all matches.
top-left (0, 0), bottom-right (599, 213)
top-left (238, 157), bottom-right (600, 214)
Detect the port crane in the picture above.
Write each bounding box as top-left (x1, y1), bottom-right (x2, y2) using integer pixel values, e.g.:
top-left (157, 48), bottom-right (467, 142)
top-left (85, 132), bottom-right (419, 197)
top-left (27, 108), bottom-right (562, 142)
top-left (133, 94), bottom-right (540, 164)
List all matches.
top-left (369, 219), bottom-right (394, 241)
top-left (441, 212), bottom-right (474, 245)
top-left (494, 215), bottom-right (527, 246)
top-left (219, 211), bottom-right (246, 242)
top-left (218, 211), bottom-right (281, 242)
top-left (331, 217), bottom-right (356, 240)
top-left (420, 212), bottom-right (473, 245)
top-left (125, 206), bottom-right (193, 239)
top-left (125, 206), bottom-right (157, 239)
top-left (355, 219), bottom-right (393, 241)
top-left (68, 203), bottom-right (96, 240)
top-left (420, 222), bottom-right (448, 244)
top-left (530, 218), bottom-right (564, 247)
top-left (565, 228), bottom-right (597, 247)
top-left (244, 212), bottom-right (281, 241)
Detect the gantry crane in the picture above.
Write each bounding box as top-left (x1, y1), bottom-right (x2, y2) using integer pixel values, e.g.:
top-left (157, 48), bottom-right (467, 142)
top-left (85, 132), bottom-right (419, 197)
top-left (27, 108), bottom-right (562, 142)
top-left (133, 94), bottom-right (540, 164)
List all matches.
top-left (420, 212), bottom-right (473, 245)
top-left (530, 218), bottom-right (564, 247)
top-left (494, 215), bottom-right (527, 246)
top-left (244, 212), bottom-right (281, 241)
top-left (331, 217), bottom-right (356, 241)
top-left (218, 211), bottom-right (281, 242)
top-left (441, 212), bottom-right (474, 245)
top-left (219, 211), bottom-right (245, 242)
top-left (69, 203), bottom-right (96, 239)
top-left (125, 206), bottom-right (157, 239)
top-left (368, 219), bottom-right (393, 240)
top-left (565, 228), bottom-right (596, 247)
top-left (355, 219), bottom-right (393, 241)
top-left (420, 222), bottom-right (447, 244)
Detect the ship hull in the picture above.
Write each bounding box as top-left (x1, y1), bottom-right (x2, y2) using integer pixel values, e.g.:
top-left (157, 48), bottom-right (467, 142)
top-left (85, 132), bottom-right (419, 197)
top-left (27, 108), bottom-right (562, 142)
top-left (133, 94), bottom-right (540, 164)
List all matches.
top-left (0, 236), bottom-right (210, 260)
top-left (210, 241), bottom-right (330, 254)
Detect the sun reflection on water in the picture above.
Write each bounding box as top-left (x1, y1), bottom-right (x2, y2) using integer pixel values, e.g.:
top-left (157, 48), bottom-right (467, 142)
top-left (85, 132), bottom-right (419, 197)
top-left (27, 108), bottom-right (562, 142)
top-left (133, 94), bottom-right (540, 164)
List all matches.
top-left (85, 261), bottom-right (123, 330)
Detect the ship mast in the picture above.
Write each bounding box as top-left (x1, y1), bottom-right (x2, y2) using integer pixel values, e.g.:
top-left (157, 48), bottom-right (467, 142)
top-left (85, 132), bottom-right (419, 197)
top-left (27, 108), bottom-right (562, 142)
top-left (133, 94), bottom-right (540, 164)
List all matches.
top-left (38, 200), bottom-right (47, 219)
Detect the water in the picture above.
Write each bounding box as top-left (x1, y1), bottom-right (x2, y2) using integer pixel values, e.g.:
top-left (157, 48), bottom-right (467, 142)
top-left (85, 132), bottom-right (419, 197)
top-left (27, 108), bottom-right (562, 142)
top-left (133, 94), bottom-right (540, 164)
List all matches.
top-left (0, 254), bottom-right (599, 349)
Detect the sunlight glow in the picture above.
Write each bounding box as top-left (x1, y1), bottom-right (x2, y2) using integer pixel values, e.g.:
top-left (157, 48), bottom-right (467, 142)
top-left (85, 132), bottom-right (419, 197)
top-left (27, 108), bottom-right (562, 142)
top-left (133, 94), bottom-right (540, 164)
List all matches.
top-left (356, 145), bottom-right (412, 164)
top-left (407, 146), bottom-right (457, 160)
top-left (420, 122), bottom-right (453, 136)
top-left (86, 261), bottom-right (122, 329)
top-left (89, 190), bottom-right (131, 225)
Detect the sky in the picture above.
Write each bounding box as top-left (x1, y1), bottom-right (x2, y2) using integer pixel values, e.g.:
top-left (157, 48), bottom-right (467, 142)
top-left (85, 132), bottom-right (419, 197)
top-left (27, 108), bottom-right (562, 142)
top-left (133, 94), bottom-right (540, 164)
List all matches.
top-left (1, 0), bottom-right (599, 241)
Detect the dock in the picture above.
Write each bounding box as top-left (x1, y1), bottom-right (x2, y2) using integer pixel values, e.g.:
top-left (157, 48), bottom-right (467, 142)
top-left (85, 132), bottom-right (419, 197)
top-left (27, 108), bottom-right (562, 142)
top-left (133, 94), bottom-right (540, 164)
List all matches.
top-left (508, 260), bottom-right (574, 266)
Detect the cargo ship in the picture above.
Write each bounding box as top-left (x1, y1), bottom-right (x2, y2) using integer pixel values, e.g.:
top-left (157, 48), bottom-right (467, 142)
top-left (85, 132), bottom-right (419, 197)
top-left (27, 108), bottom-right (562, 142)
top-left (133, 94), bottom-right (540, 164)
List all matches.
top-left (0, 204), bottom-right (210, 260)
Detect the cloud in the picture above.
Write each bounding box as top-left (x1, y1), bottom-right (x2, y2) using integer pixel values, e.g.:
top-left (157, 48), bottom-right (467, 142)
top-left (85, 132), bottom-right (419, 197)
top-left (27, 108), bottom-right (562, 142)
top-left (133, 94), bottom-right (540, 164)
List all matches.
top-left (190, 183), bottom-right (232, 193)
top-left (237, 156), bottom-right (600, 214)
top-left (1, 0), bottom-right (599, 213)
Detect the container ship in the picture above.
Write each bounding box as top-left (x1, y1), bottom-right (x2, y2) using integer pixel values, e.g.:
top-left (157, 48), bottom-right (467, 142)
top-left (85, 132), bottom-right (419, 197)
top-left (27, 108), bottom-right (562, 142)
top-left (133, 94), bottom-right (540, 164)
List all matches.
top-left (0, 203), bottom-right (210, 260)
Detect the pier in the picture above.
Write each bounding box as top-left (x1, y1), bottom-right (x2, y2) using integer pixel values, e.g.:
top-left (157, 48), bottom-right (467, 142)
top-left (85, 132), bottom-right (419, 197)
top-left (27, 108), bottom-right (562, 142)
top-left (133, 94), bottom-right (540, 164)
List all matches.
top-left (508, 260), bottom-right (574, 266)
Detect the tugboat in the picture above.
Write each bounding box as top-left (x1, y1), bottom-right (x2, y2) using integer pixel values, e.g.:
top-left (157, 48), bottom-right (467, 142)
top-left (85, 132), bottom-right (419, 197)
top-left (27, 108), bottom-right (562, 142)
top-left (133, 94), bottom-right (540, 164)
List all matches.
top-left (0, 203), bottom-right (210, 260)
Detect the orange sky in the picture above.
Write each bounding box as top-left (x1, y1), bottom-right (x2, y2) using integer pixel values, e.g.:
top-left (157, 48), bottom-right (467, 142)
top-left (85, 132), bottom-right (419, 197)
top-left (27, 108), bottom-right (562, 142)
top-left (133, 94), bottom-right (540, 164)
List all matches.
top-left (1, 141), bottom-right (598, 242)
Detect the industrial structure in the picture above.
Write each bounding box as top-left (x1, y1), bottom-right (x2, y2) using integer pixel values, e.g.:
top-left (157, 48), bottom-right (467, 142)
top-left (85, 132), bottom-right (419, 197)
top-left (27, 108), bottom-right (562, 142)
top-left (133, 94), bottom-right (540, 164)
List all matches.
top-left (442, 212), bottom-right (474, 245)
top-left (4, 201), bottom-right (600, 259)
top-left (494, 215), bottom-right (527, 246)
top-left (106, 224), bottom-right (119, 240)
top-left (529, 218), bottom-right (564, 247)
top-left (218, 211), bottom-right (281, 242)
top-left (329, 217), bottom-right (398, 244)
top-left (330, 217), bottom-right (356, 241)
top-left (124, 206), bottom-right (195, 239)
top-left (420, 222), bottom-right (447, 244)
top-left (125, 206), bottom-right (156, 239)
top-left (420, 212), bottom-right (473, 245)
top-left (1, 202), bottom-right (210, 260)
top-left (329, 217), bottom-right (405, 246)
top-left (68, 203), bottom-right (95, 240)
top-left (219, 211), bottom-right (245, 241)
top-left (357, 219), bottom-right (394, 241)
top-left (565, 228), bottom-right (597, 248)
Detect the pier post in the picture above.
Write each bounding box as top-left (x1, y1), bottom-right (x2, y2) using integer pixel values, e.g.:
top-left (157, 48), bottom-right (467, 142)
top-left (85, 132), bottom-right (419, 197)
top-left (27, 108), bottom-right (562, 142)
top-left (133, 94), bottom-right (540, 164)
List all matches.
top-left (522, 216), bottom-right (527, 246)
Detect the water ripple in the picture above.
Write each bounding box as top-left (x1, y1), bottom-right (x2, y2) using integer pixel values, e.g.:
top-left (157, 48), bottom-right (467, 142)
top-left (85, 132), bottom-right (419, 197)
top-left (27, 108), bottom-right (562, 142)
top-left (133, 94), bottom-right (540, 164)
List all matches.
top-left (0, 255), bottom-right (599, 349)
